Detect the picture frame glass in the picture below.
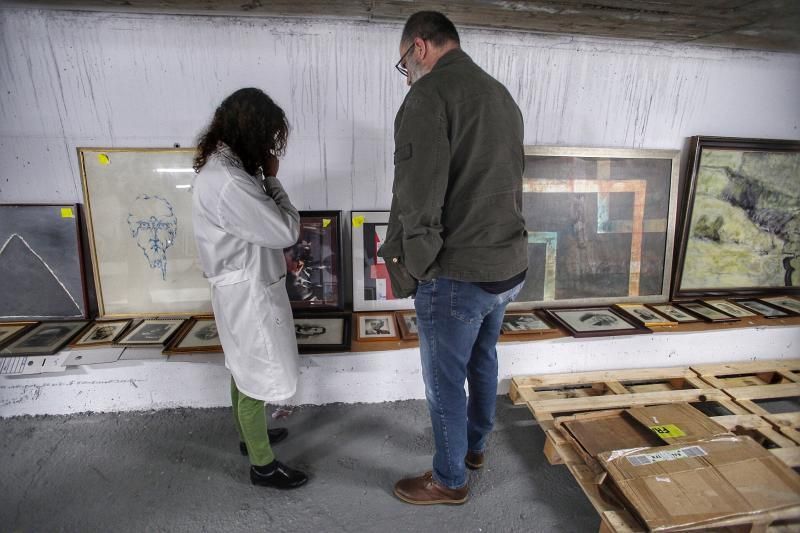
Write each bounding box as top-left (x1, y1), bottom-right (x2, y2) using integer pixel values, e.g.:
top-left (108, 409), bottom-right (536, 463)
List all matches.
top-left (358, 314), bottom-right (398, 339)
top-left (119, 319), bottom-right (184, 344)
top-left (0, 323), bottom-right (35, 346)
top-left (679, 302), bottom-right (732, 320)
top-left (398, 313), bottom-right (419, 337)
top-left (551, 309), bottom-right (637, 332)
top-left (2, 321), bottom-right (88, 355)
top-left (284, 212), bottom-right (343, 310)
top-left (73, 320), bottom-right (130, 346)
top-left (761, 296), bottom-right (800, 314)
top-left (650, 304), bottom-right (697, 322)
top-left (735, 299), bottom-right (788, 317)
top-left (501, 313), bottom-right (553, 333)
top-left (616, 304), bottom-right (671, 325)
top-left (176, 318), bottom-right (221, 349)
top-left (294, 317), bottom-right (346, 346)
top-left (703, 299), bottom-right (756, 318)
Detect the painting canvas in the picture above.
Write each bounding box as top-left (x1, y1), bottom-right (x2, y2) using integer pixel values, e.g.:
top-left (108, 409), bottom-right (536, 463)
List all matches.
top-left (284, 211), bottom-right (343, 310)
top-left (71, 319), bottom-right (132, 347)
top-left (510, 147), bottom-right (679, 309)
top-left (117, 318), bottom-right (184, 345)
top-left (673, 137), bottom-right (800, 299)
top-left (165, 316), bottom-right (222, 353)
top-left (0, 204), bottom-right (88, 320)
top-left (355, 313), bottom-right (399, 341)
top-left (1, 321), bottom-right (89, 356)
top-left (79, 148), bottom-right (212, 317)
top-left (546, 306), bottom-right (649, 338)
top-left (500, 312), bottom-right (555, 335)
top-left (294, 314), bottom-right (351, 352)
top-left (351, 211), bottom-right (414, 311)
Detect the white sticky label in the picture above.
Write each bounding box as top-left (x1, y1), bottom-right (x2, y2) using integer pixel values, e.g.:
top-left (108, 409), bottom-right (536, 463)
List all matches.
top-left (626, 446), bottom-right (707, 466)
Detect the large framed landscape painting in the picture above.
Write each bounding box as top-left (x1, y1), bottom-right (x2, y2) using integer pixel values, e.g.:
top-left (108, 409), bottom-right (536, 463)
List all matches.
top-left (510, 147), bottom-right (680, 309)
top-left (79, 148), bottom-right (212, 317)
top-left (672, 137), bottom-right (800, 299)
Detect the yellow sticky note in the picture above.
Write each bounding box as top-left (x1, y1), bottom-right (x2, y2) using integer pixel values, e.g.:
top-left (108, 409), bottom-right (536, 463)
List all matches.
top-left (97, 153), bottom-right (110, 165)
top-left (649, 424), bottom-right (686, 438)
top-left (61, 207), bottom-right (75, 218)
top-left (352, 215), bottom-right (365, 228)
top-left (322, 218), bottom-right (331, 228)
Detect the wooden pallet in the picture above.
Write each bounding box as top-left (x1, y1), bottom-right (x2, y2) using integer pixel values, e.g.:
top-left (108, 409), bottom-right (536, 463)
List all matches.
top-left (508, 367), bottom-right (745, 429)
top-left (711, 414), bottom-right (800, 468)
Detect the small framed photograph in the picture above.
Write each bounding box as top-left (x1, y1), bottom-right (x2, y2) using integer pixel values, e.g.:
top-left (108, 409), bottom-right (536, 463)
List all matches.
top-left (545, 307), bottom-right (650, 338)
top-left (760, 296), bottom-right (800, 315)
top-left (731, 298), bottom-right (791, 319)
top-left (0, 322), bottom-right (38, 350)
top-left (500, 312), bottom-right (556, 335)
top-left (355, 313), bottom-right (400, 341)
top-left (647, 304), bottom-right (701, 323)
top-left (702, 299), bottom-right (757, 318)
top-left (116, 318), bottom-right (185, 346)
top-left (1, 320), bottom-right (89, 356)
top-left (396, 311), bottom-right (419, 340)
top-left (614, 304), bottom-right (677, 327)
top-left (294, 313), bottom-right (351, 353)
top-left (164, 316), bottom-right (222, 354)
top-left (676, 301), bottom-right (739, 323)
top-left (70, 319), bottom-right (133, 348)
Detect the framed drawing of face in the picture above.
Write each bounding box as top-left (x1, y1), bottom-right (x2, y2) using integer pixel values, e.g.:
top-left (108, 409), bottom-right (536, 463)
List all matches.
top-left (284, 211), bottom-right (344, 311)
top-left (116, 318), bottom-right (185, 346)
top-left (1, 321), bottom-right (89, 356)
top-left (760, 296), bottom-right (800, 315)
top-left (70, 319), bottom-right (133, 347)
top-left (351, 211), bottom-right (414, 311)
top-left (647, 304), bottom-right (701, 324)
top-left (0, 322), bottom-right (38, 350)
top-left (293, 313), bottom-right (351, 353)
top-left (79, 148), bottom-right (212, 318)
top-left (164, 316), bottom-right (222, 354)
top-left (545, 307), bottom-right (650, 338)
top-left (675, 301), bottom-right (739, 323)
top-left (702, 299), bottom-right (757, 318)
top-left (731, 298), bottom-right (792, 319)
top-left (672, 137), bottom-right (800, 299)
top-left (396, 311), bottom-right (419, 340)
top-left (0, 204), bottom-right (89, 320)
top-left (355, 313), bottom-right (400, 341)
top-left (509, 146), bottom-right (680, 310)
top-left (500, 312), bottom-right (556, 335)
top-left (614, 303), bottom-right (677, 327)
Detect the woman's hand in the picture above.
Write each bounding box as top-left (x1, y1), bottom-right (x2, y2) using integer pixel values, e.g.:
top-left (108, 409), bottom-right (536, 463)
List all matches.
top-left (265, 155), bottom-right (280, 178)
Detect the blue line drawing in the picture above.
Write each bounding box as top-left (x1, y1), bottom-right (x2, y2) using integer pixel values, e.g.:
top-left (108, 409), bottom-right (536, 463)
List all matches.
top-left (127, 195), bottom-right (177, 280)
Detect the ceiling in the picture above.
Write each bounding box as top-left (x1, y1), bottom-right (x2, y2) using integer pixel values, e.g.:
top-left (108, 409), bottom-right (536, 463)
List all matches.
top-left (2, 0), bottom-right (799, 53)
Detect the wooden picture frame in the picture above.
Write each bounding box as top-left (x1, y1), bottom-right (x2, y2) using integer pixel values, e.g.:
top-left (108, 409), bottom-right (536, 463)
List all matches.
top-left (0, 322), bottom-right (38, 350)
top-left (646, 304), bottom-right (702, 324)
top-left (672, 136), bottom-right (800, 300)
top-left (354, 312), bottom-right (400, 342)
top-left (115, 318), bottom-right (185, 346)
top-left (70, 319), bottom-right (133, 348)
top-left (760, 295), bottom-right (800, 315)
top-left (284, 211), bottom-right (344, 311)
top-left (613, 303), bottom-right (678, 327)
top-left (730, 298), bottom-right (794, 319)
top-left (293, 312), bottom-right (352, 353)
top-left (675, 301), bottom-right (739, 323)
top-left (545, 306), bottom-right (651, 338)
top-left (702, 299), bottom-right (757, 318)
top-left (164, 315), bottom-right (222, 354)
top-left (500, 311), bottom-right (556, 335)
top-left (1, 320), bottom-right (90, 356)
top-left (396, 311), bottom-right (419, 340)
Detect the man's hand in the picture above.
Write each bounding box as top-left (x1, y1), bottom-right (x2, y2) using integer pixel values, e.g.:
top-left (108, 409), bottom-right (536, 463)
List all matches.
top-left (265, 155), bottom-right (280, 177)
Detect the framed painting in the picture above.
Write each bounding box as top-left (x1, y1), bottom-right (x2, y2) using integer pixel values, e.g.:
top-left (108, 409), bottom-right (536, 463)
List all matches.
top-left (79, 148), bottom-right (212, 317)
top-left (672, 137), bottom-right (800, 299)
top-left (500, 312), bottom-right (556, 335)
top-left (760, 295), bottom-right (800, 315)
top-left (647, 304), bottom-right (701, 324)
top-left (0, 322), bottom-right (38, 350)
top-left (354, 312), bottom-right (400, 342)
top-left (396, 311), bottom-right (419, 340)
top-left (675, 301), bottom-right (739, 323)
top-left (509, 146), bottom-right (679, 310)
top-left (70, 319), bottom-right (132, 348)
top-left (702, 299), bottom-right (757, 318)
top-left (1, 321), bottom-right (89, 356)
top-left (731, 298), bottom-right (793, 319)
top-left (293, 313), bottom-right (351, 353)
top-left (351, 211), bottom-right (414, 311)
top-left (0, 204), bottom-right (89, 320)
top-left (613, 303), bottom-right (677, 327)
top-left (545, 306), bottom-right (650, 338)
top-left (284, 211), bottom-right (344, 311)
top-left (116, 318), bottom-right (185, 346)
top-left (164, 315), bottom-right (222, 354)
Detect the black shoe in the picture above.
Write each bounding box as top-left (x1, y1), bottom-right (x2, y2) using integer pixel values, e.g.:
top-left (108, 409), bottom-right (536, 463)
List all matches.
top-left (239, 428), bottom-right (289, 455)
top-left (250, 461), bottom-right (308, 489)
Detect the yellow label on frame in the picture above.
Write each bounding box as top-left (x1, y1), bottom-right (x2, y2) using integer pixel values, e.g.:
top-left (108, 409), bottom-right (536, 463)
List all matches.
top-left (352, 215), bottom-right (365, 228)
top-left (649, 424), bottom-right (686, 438)
top-left (97, 153), bottom-right (110, 165)
top-left (60, 207), bottom-right (75, 218)
top-left (322, 218), bottom-right (331, 228)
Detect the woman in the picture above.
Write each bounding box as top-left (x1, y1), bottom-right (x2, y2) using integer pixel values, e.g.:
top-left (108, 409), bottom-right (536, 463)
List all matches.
top-left (192, 88), bottom-right (307, 489)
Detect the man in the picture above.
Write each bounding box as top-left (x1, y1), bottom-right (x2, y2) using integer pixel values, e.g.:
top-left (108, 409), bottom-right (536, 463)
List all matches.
top-left (379, 11), bottom-right (527, 505)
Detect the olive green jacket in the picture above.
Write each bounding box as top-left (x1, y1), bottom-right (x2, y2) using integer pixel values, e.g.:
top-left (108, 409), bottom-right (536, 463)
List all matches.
top-left (378, 48), bottom-right (528, 296)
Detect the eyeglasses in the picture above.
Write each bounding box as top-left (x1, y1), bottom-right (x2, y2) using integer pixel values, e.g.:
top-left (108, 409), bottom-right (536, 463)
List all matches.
top-left (395, 44), bottom-right (415, 77)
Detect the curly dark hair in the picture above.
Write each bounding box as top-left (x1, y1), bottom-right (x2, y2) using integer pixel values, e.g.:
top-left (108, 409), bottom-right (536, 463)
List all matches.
top-left (193, 88), bottom-right (289, 176)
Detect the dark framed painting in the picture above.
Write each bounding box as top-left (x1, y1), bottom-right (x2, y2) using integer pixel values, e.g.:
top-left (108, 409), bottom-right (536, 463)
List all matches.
top-left (351, 211), bottom-right (414, 311)
top-left (613, 303), bottom-right (677, 327)
top-left (509, 146), bottom-right (680, 310)
top-left (0, 204), bottom-right (89, 320)
top-left (396, 311), bottom-right (419, 340)
top-left (731, 298), bottom-right (794, 319)
top-left (647, 304), bottom-right (701, 324)
top-left (293, 313), bottom-right (351, 353)
top-left (1, 320), bottom-right (90, 356)
top-left (164, 315), bottom-right (222, 354)
top-left (0, 322), bottom-right (38, 350)
top-left (675, 301), bottom-right (739, 323)
top-left (116, 318), bottom-right (185, 346)
top-left (500, 312), bottom-right (556, 335)
top-left (672, 137), bottom-right (800, 300)
top-left (545, 306), bottom-right (651, 338)
top-left (284, 211), bottom-right (344, 311)
top-left (354, 312), bottom-right (400, 342)
top-left (70, 319), bottom-right (133, 348)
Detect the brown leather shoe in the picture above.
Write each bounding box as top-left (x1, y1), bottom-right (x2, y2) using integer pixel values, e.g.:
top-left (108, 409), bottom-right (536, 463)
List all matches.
top-left (393, 471), bottom-right (468, 505)
top-left (465, 451), bottom-right (484, 470)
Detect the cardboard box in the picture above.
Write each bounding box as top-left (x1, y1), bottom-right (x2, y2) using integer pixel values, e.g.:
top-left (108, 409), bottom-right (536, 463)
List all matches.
top-left (598, 436), bottom-right (800, 531)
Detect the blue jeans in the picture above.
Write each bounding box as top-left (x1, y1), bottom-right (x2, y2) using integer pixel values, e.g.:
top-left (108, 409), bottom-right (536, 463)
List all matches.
top-left (415, 277), bottom-right (522, 489)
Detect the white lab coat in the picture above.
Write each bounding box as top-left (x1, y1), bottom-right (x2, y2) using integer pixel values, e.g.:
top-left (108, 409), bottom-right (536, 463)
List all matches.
top-left (192, 147), bottom-right (300, 402)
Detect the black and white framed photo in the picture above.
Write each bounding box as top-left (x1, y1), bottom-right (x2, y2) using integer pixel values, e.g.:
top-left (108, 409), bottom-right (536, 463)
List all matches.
top-left (545, 307), bottom-right (650, 338)
top-left (730, 298), bottom-right (792, 319)
top-left (351, 211), bottom-right (414, 312)
top-left (293, 313), bottom-right (351, 353)
top-left (500, 312), bottom-right (556, 335)
top-left (0, 322), bottom-right (38, 350)
top-left (355, 312), bottom-right (400, 341)
top-left (284, 211), bottom-right (344, 311)
top-left (675, 301), bottom-right (739, 323)
top-left (70, 319), bottom-right (133, 348)
top-left (702, 299), bottom-right (757, 318)
top-left (1, 320), bottom-right (89, 356)
top-left (760, 296), bottom-right (800, 315)
top-left (164, 316), bottom-right (222, 354)
top-left (647, 304), bottom-right (701, 324)
top-left (396, 311), bottom-right (419, 340)
top-left (613, 303), bottom-right (677, 327)
top-left (116, 318), bottom-right (185, 346)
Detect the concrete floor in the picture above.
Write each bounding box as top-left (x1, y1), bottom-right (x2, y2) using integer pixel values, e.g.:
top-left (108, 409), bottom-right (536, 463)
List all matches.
top-left (0, 397), bottom-right (597, 532)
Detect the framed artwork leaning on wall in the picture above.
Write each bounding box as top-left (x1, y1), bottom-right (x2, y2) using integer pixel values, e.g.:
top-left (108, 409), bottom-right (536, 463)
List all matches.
top-left (545, 306), bottom-right (650, 338)
top-left (293, 313), bottom-right (351, 353)
top-left (1, 320), bottom-right (89, 356)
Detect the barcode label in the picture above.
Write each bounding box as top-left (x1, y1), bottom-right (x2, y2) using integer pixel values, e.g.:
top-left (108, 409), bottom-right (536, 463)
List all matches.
top-left (626, 445), bottom-right (707, 466)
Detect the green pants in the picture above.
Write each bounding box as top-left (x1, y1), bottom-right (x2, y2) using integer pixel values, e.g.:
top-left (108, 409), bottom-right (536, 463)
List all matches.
top-left (231, 377), bottom-right (275, 466)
